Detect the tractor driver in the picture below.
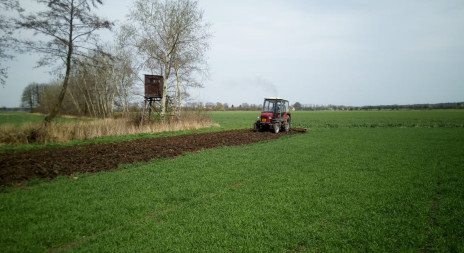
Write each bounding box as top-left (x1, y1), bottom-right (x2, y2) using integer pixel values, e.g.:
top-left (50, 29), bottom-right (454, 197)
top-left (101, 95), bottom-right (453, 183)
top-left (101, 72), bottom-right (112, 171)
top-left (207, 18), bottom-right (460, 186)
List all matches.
top-left (276, 101), bottom-right (282, 118)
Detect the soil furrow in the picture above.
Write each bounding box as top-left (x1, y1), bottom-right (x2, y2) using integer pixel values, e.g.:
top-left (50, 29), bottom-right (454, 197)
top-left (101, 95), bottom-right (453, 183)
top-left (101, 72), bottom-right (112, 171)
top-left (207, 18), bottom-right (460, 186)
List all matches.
top-left (0, 128), bottom-right (306, 187)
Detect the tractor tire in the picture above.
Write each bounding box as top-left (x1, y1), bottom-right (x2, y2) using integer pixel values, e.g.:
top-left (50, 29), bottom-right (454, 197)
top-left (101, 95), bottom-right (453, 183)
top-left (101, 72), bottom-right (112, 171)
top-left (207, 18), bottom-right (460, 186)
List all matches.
top-left (253, 122), bottom-right (259, 132)
top-left (273, 122), bottom-right (280, 134)
top-left (284, 118), bottom-right (290, 132)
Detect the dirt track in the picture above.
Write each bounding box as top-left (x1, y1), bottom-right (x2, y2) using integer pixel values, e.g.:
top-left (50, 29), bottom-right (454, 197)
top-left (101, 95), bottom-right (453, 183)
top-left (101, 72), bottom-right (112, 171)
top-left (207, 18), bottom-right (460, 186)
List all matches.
top-left (0, 129), bottom-right (306, 187)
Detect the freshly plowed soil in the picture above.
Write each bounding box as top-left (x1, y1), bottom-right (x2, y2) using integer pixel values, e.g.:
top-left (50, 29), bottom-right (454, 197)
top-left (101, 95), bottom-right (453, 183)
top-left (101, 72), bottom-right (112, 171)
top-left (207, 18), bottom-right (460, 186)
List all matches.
top-left (0, 128), bottom-right (306, 187)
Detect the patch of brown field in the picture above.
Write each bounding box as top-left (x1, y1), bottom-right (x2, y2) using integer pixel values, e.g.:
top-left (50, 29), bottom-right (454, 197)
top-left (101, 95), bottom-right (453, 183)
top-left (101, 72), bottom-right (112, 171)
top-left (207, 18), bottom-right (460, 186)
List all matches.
top-left (0, 128), bottom-right (307, 187)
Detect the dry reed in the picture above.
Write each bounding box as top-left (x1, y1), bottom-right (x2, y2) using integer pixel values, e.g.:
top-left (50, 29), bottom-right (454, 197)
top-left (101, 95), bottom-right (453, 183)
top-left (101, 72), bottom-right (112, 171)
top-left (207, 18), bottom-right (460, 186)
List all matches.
top-left (0, 114), bottom-right (219, 145)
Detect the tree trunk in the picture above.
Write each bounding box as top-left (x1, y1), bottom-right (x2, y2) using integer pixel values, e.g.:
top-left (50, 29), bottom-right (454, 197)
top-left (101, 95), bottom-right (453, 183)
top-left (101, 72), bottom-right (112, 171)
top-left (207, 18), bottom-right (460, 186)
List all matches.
top-left (68, 87), bottom-right (82, 115)
top-left (175, 65), bottom-right (182, 117)
top-left (44, 44), bottom-right (72, 124)
top-left (44, 3), bottom-right (74, 124)
top-left (160, 57), bottom-right (171, 117)
top-left (160, 76), bottom-right (168, 116)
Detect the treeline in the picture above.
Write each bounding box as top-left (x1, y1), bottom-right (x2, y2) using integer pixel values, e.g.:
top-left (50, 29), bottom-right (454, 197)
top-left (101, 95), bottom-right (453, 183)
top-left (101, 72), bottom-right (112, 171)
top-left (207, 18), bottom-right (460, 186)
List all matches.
top-left (20, 47), bottom-right (138, 118)
top-left (184, 101), bottom-right (464, 111)
top-left (184, 102), bottom-right (262, 111)
top-left (293, 102), bottom-right (464, 111)
top-left (9, 0), bottom-right (210, 120)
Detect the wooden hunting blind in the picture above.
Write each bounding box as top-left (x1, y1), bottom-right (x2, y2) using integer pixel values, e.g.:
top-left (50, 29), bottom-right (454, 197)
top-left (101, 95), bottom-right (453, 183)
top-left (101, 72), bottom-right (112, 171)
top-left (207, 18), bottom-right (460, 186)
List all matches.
top-left (141, 74), bottom-right (167, 124)
top-left (144, 75), bottom-right (164, 98)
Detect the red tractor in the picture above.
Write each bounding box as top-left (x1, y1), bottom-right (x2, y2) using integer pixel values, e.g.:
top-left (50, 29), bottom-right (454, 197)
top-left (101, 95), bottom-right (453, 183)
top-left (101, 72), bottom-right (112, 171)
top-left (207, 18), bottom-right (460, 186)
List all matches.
top-left (254, 97), bottom-right (291, 133)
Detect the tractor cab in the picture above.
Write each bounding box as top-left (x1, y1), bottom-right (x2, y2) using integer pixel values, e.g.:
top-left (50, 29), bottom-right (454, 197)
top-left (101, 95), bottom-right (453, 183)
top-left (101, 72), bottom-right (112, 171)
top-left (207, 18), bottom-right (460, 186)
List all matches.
top-left (254, 97), bottom-right (291, 133)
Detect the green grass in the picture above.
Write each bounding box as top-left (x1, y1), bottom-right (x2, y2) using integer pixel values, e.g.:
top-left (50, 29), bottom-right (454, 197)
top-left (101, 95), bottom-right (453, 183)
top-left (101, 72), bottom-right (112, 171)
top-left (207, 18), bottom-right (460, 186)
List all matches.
top-left (209, 110), bottom-right (464, 129)
top-left (0, 112), bottom-right (46, 126)
top-left (3, 110), bottom-right (463, 153)
top-left (0, 112), bottom-right (82, 126)
top-left (1, 110), bottom-right (464, 252)
top-left (1, 127), bottom-right (463, 252)
top-left (208, 111), bottom-right (260, 130)
top-left (290, 110), bottom-right (464, 129)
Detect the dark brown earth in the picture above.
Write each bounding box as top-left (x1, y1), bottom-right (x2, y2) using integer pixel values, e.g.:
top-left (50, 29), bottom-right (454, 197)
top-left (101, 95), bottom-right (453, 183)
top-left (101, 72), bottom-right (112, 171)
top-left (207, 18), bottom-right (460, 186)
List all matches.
top-left (0, 128), bottom-right (306, 187)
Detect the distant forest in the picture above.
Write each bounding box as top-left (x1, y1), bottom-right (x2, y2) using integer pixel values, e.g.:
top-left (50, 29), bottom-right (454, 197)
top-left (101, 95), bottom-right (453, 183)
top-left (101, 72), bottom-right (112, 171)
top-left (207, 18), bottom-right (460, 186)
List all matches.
top-left (2, 101), bottom-right (463, 113)
top-left (184, 101), bottom-right (464, 111)
top-left (291, 102), bottom-right (464, 111)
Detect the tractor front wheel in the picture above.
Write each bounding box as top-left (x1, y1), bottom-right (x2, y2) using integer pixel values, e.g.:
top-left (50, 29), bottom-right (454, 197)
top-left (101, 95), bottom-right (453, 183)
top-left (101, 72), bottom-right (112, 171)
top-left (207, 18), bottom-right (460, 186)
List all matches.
top-left (284, 118), bottom-right (290, 132)
top-left (273, 122), bottom-right (280, 134)
top-left (254, 122), bottom-right (259, 132)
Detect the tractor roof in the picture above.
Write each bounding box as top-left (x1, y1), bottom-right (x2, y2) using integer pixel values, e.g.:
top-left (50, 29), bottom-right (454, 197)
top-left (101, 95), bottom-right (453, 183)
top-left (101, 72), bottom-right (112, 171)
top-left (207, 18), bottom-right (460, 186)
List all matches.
top-left (264, 97), bottom-right (288, 101)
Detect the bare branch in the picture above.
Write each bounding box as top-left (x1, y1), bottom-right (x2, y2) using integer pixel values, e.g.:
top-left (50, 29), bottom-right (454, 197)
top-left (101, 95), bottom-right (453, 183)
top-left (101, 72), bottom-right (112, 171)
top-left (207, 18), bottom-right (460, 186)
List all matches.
top-left (0, 0), bottom-right (23, 86)
top-left (127, 0), bottom-right (211, 116)
top-left (16, 0), bottom-right (113, 122)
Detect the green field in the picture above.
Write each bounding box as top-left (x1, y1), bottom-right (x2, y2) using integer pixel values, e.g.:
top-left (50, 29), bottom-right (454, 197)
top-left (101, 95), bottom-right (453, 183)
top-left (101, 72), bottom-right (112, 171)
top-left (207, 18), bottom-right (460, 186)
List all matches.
top-left (1, 110), bottom-right (463, 252)
top-left (209, 109), bottom-right (464, 129)
top-left (0, 112), bottom-right (46, 126)
top-left (0, 112), bottom-right (83, 127)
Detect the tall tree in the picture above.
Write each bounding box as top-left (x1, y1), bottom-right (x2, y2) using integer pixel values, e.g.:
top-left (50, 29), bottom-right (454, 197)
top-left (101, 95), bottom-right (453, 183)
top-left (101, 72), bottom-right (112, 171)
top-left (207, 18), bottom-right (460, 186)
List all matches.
top-left (0, 0), bottom-right (22, 87)
top-left (126, 0), bottom-right (210, 117)
top-left (18, 0), bottom-right (112, 123)
top-left (171, 0), bottom-right (210, 116)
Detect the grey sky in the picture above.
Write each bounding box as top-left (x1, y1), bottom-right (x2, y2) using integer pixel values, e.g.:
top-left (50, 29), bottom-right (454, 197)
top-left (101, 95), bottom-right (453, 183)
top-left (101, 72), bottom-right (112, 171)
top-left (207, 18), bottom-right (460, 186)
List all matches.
top-left (1, 0), bottom-right (463, 107)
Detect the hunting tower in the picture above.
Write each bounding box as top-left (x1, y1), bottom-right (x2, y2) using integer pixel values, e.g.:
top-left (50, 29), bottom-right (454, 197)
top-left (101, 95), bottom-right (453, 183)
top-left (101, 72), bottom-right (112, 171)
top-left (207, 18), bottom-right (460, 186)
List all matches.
top-left (141, 75), bottom-right (164, 123)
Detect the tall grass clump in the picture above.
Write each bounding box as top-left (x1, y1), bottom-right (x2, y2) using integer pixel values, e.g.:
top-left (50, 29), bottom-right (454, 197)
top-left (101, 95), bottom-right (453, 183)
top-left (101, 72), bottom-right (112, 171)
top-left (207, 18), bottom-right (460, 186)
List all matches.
top-left (0, 113), bottom-right (218, 145)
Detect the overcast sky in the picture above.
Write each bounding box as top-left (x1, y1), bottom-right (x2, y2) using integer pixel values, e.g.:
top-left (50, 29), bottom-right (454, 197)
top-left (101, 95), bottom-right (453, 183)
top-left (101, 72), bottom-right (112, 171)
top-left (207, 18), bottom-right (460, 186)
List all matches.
top-left (1, 0), bottom-right (464, 107)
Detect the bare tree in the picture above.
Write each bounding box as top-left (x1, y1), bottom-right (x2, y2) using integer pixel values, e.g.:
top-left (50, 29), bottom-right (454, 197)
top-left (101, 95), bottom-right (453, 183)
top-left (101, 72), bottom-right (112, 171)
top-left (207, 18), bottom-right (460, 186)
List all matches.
top-left (0, 0), bottom-right (22, 87)
top-left (112, 30), bottom-right (138, 116)
top-left (171, 1), bottom-right (210, 116)
top-left (21, 82), bottom-right (44, 112)
top-left (35, 81), bottom-right (62, 114)
top-left (64, 42), bottom-right (136, 118)
top-left (126, 0), bottom-right (210, 117)
top-left (17, 0), bottom-right (112, 123)
top-left (68, 51), bottom-right (115, 118)
top-left (172, 40), bottom-right (209, 116)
